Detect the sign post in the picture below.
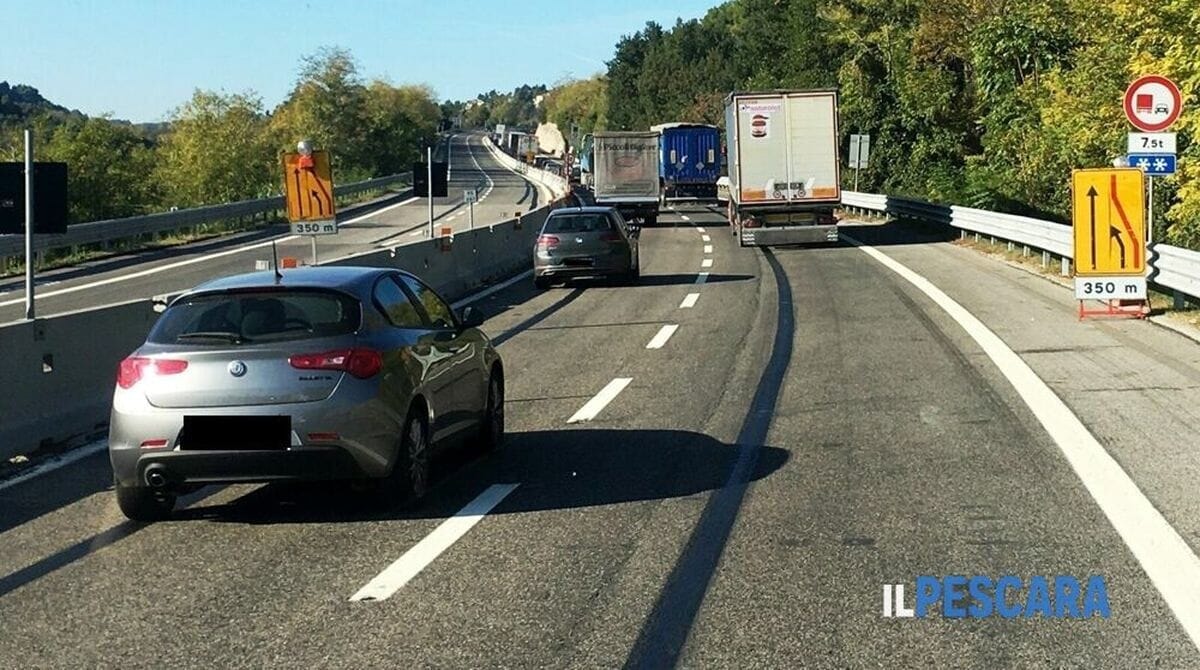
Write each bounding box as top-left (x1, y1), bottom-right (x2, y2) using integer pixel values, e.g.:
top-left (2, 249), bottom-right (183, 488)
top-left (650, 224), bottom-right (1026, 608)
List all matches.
top-left (464, 189), bottom-right (477, 230)
top-left (849, 134), bottom-right (870, 191)
top-left (24, 130), bottom-right (33, 321)
top-left (1123, 74), bottom-right (1183, 257)
top-left (282, 140), bottom-right (337, 265)
top-left (1071, 168), bottom-right (1148, 319)
top-left (427, 147), bottom-right (434, 238)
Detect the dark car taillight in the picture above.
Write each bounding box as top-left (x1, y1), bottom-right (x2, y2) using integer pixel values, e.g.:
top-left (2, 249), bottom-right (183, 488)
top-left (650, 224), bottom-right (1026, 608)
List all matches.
top-left (599, 231), bottom-right (623, 243)
top-left (289, 348), bottom-right (382, 379)
top-left (117, 357), bottom-right (188, 389)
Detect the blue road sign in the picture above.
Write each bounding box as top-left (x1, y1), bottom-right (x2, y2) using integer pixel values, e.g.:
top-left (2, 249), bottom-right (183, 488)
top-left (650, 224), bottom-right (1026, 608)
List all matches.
top-left (1127, 153), bottom-right (1177, 176)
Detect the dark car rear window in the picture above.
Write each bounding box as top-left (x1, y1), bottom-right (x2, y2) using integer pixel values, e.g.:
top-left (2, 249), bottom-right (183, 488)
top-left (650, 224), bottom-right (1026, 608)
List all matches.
top-left (148, 289), bottom-right (361, 345)
top-left (543, 213), bottom-right (615, 233)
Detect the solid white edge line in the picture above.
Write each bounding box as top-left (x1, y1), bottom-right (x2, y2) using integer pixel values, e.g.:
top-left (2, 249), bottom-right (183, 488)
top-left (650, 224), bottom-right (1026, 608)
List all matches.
top-left (846, 232), bottom-right (1200, 652)
top-left (703, 245), bottom-right (713, 254)
top-left (680, 292), bottom-right (700, 309)
top-left (701, 234), bottom-right (711, 242)
top-left (701, 258), bottom-right (713, 268)
top-left (695, 272), bottom-right (709, 285)
top-left (340, 196), bottom-right (420, 226)
top-left (450, 270), bottom-right (533, 310)
top-left (349, 483), bottom-right (519, 602)
top-left (567, 377), bottom-right (633, 424)
top-left (0, 440), bottom-right (108, 493)
top-left (645, 324), bottom-right (680, 350)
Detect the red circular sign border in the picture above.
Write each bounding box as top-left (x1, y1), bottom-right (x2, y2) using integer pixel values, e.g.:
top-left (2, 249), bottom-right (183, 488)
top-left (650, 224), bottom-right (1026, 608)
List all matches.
top-left (1124, 75), bottom-right (1183, 132)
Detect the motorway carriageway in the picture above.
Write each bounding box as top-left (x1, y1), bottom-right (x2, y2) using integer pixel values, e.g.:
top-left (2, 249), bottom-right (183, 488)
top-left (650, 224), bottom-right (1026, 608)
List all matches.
top-left (3, 205), bottom-right (1200, 667)
top-left (0, 132), bottom-right (549, 324)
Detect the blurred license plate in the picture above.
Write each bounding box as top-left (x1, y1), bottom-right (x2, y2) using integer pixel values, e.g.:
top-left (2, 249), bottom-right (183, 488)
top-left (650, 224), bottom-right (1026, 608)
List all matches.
top-left (181, 415), bottom-right (290, 450)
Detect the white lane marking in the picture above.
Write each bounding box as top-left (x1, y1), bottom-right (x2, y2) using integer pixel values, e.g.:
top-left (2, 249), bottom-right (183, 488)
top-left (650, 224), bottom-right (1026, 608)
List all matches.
top-left (567, 377), bottom-right (633, 424)
top-left (0, 440), bottom-right (107, 493)
top-left (701, 258), bottom-right (713, 268)
top-left (701, 234), bottom-right (711, 242)
top-left (450, 270), bottom-right (533, 309)
top-left (409, 230), bottom-right (423, 237)
top-left (703, 245), bottom-right (713, 254)
top-left (341, 196), bottom-right (420, 226)
top-left (0, 195), bottom-right (423, 308)
top-left (695, 272), bottom-right (709, 285)
top-left (680, 293), bottom-right (699, 309)
top-left (847, 233), bottom-right (1200, 652)
top-left (349, 483), bottom-right (519, 602)
top-left (697, 227), bottom-right (706, 233)
top-left (681, 215), bottom-right (691, 222)
top-left (645, 324), bottom-right (679, 349)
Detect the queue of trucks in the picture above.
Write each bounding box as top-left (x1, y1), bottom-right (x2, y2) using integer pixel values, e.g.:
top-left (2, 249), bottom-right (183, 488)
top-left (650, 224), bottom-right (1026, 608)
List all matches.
top-left (512, 87), bottom-right (844, 247)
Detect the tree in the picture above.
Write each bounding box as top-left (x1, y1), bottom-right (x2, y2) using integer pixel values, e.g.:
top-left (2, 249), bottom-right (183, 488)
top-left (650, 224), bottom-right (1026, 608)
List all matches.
top-left (155, 90), bottom-right (274, 207)
top-left (38, 116), bottom-right (158, 222)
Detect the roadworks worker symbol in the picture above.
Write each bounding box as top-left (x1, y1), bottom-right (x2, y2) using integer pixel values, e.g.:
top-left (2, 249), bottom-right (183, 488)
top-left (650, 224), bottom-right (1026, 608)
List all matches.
top-left (1071, 168), bottom-right (1146, 276)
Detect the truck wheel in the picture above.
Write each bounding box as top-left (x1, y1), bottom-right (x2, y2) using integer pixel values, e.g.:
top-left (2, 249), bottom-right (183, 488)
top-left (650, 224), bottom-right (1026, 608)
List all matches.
top-left (644, 214), bottom-right (657, 227)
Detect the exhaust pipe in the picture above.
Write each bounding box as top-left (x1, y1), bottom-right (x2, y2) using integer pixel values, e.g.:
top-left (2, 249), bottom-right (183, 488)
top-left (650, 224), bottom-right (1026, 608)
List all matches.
top-left (144, 465), bottom-right (169, 489)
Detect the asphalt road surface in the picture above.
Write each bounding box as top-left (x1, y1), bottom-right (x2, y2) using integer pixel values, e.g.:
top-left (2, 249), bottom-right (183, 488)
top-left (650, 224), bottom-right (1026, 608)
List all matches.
top-left (3, 204), bottom-right (1200, 668)
top-left (0, 132), bottom-right (548, 324)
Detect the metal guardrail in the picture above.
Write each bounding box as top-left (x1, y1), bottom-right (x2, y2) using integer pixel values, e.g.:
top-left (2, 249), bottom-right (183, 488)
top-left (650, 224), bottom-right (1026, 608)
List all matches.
top-left (841, 191), bottom-right (1198, 306)
top-left (0, 173), bottom-right (409, 257)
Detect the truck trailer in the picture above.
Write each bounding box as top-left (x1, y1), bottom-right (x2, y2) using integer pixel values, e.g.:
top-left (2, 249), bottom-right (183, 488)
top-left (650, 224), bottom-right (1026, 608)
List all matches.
top-left (724, 90), bottom-right (841, 246)
top-left (592, 131), bottom-right (661, 225)
top-left (650, 122), bottom-right (722, 201)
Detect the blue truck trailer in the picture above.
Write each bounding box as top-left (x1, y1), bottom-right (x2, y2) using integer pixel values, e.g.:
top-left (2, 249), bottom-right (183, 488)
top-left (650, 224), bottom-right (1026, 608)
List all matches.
top-left (650, 122), bottom-right (722, 201)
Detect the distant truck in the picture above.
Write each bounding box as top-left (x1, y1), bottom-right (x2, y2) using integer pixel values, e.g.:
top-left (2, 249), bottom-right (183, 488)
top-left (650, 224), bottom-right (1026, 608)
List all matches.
top-left (592, 131), bottom-right (661, 224)
top-left (724, 90), bottom-right (841, 245)
top-left (650, 122), bottom-right (722, 201)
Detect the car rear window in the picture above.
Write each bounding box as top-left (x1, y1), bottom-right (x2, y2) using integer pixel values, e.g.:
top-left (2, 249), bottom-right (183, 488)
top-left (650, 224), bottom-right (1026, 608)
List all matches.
top-left (148, 290), bottom-right (361, 345)
top-left (543, 213), bottom-right (615, 233)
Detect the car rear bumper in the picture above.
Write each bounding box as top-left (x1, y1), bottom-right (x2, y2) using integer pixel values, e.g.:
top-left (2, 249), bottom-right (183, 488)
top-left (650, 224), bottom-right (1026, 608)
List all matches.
top-left (739, 225), bottom-right (840, 246)
top-left (123, 447), bottom-right (366, 488)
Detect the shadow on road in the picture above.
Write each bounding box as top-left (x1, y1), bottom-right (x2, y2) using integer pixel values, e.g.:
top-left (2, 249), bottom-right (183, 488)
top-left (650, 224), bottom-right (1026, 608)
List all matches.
top-left (174, 428), bottom-right (790, 525)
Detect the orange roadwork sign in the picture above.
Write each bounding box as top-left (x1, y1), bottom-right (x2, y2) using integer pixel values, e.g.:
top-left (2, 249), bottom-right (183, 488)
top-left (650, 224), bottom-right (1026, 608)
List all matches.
top-left (282, 150), bottom-right (336, 226)
top-left (1071, 168), bottom-right (1145, 276)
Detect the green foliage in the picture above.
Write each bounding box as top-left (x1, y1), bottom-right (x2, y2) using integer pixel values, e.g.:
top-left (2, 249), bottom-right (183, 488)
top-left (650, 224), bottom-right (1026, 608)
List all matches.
top-left (0, 47), bottom-right (441, 223)
top-left (569, 0), bottom-right (1200, 249)
top-left (458, 85), bottom-right (548, 131)
top-left (156, 90), bottom-right (274, 207)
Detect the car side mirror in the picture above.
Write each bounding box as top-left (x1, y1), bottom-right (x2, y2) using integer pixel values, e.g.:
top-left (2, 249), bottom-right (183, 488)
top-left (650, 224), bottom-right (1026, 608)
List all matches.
top-left (459, 306), bottom-right (484, 329)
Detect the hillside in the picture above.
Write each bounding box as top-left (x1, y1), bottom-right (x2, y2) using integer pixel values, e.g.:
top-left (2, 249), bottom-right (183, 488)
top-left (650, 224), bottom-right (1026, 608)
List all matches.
top-left (0, 81), bottom-right (85, 124)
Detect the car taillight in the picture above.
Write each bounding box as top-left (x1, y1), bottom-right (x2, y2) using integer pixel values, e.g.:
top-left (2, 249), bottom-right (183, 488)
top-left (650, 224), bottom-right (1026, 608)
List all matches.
top-left (599, 231), bottom-right (622, 243)
top-left (743, 217), bottom-right (762, 228)
top-left (537, 234), bottom-right (560, 248)
top-left (289, 348), bottom-right (382, 379)
top-left (117, 357), bottom-right (188, 389)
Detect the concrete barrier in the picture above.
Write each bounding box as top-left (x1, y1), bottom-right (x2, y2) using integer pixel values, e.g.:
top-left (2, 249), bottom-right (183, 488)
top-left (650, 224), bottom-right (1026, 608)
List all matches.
top-left (0, 208), bottom-right (549, 462)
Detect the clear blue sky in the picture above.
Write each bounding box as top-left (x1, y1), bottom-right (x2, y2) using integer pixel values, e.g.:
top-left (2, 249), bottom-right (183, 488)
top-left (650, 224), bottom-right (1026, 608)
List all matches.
top-left (2, 0), bottom-right (718, 123)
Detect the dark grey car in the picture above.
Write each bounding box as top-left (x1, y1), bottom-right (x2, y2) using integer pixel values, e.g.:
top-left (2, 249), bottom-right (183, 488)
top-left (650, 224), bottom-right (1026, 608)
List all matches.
top-left (533, 206), bottom-right (640, 288)
top-left (108, 266), bottom-right (504, 521)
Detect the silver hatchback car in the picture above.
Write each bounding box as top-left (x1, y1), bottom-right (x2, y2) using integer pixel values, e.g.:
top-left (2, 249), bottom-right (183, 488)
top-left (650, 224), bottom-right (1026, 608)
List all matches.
top-left (533, 206), bottom-right (639, 288)
top-left (108, 266), bottom-right (504, 521)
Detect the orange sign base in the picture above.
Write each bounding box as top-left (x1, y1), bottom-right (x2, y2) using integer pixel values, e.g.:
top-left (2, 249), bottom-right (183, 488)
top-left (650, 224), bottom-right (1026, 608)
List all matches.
top-left (1078, 299), bottom-right (1149, 321)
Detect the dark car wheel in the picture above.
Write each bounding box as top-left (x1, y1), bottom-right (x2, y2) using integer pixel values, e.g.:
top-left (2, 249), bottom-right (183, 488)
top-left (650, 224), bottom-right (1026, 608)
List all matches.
top-left (115, 480), bottom-right (176, 522)
top-left (534, 276), bottom-right (551, 290)
top-left (480, 369), bottom-right (505, 452)
top-left (380, 409), bottom-right (430, 507)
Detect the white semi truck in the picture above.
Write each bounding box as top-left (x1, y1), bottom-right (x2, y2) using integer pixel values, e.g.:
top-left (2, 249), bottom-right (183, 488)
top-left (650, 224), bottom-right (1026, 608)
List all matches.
top-left (724, 90), bottom-right (842, 245)
top-left (592, 131), bottom-right (661, 225)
